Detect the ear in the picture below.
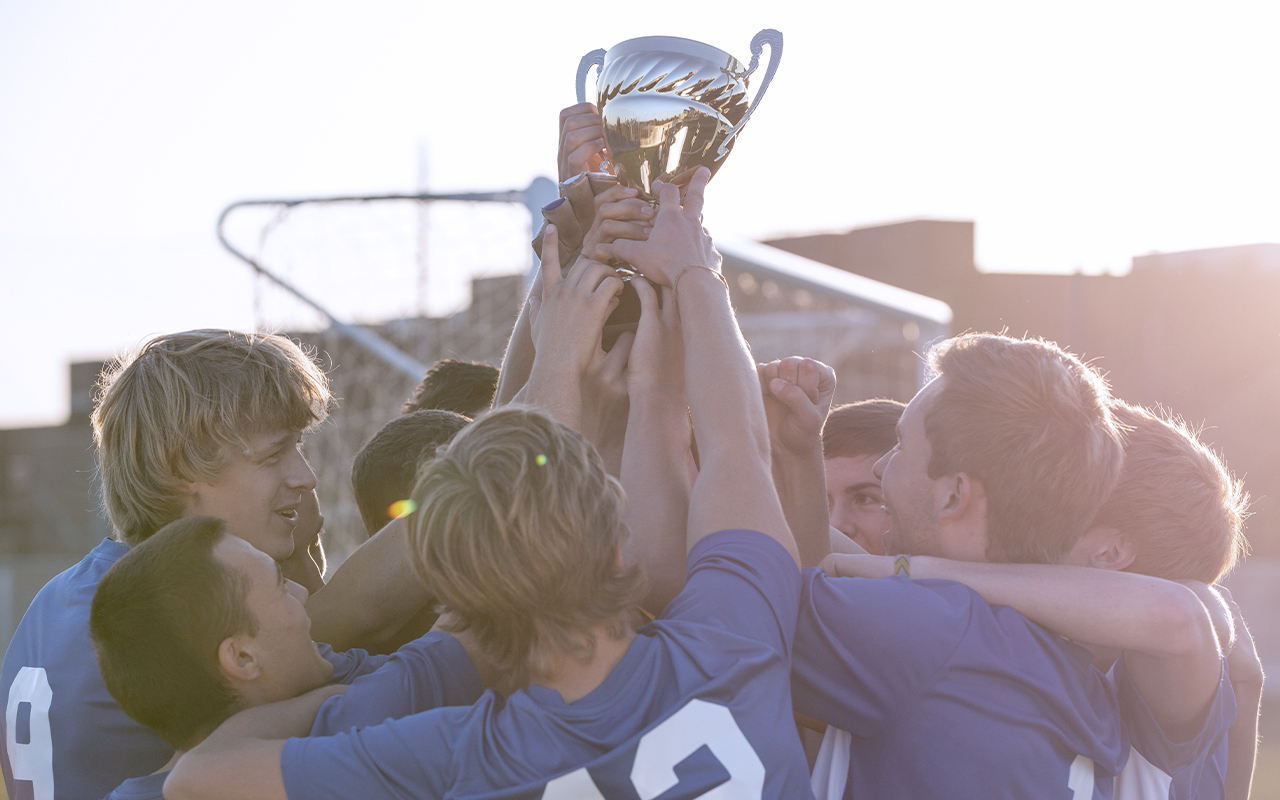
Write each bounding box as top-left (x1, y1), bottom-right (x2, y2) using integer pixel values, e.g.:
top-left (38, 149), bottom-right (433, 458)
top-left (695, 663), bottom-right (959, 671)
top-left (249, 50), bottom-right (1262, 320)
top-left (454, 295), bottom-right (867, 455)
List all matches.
top-left (939, 472), bottom-right (984, 523)
top-left (217, 634), bottom-right (262, 684)
top-left (1073, 526), bottom-right (1137, 571)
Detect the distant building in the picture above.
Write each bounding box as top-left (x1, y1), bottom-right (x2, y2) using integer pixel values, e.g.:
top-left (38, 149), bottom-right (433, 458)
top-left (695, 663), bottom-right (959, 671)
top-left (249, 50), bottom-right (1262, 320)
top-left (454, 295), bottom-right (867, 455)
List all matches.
top-left (767, 222), bottom-right (1280, 557)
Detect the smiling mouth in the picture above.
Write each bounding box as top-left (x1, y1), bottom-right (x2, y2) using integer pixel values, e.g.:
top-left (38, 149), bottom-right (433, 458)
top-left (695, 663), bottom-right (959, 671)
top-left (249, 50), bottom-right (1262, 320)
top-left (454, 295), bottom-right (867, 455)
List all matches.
top-left (276, 509), bottom-right (299, 523)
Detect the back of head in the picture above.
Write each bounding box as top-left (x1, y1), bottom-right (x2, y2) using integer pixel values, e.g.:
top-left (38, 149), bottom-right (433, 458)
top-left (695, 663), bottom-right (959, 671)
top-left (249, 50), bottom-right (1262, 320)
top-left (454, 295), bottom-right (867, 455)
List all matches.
top-left (402, 358), bottom-right (500, 418)
top-left (407, 406), bottom-right (644, 683)
top-left (92, 329), bottom-right (332, 545)
top-left (823, 400), bottom-right (905, 460)
top-left (351, 409), bottom-right (471, 536)
top-left (925, 333), bottom-right (1124, 564)
top-left (1096, 402), bottom-right (1248, 584)
top-left (89, 517), bottom-right (258, 751)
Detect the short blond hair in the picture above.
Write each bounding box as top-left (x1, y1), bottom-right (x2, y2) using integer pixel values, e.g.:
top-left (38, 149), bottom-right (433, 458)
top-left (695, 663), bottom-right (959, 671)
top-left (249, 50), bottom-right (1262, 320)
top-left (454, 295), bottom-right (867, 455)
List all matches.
top-left (408, 406), bottom-right (644, 684)
top-left (1098, 402), bottom-right (1249, 584)
top-left (92, 330), bottom-right (331, 545)
top-left (925, 333), bottom-right (1124, 564)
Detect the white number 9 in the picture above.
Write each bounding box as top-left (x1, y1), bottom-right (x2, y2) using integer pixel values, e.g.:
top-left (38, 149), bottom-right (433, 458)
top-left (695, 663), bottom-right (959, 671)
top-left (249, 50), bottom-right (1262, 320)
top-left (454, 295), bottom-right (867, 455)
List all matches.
top-left (6, 667), bottom-right (54, 800)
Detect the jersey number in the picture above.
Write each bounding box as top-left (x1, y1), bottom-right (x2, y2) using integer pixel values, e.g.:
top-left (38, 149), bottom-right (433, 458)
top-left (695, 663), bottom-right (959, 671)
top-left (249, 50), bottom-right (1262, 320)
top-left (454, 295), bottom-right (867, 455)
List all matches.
top-left (6, 667), bottom-right (54, 800)
top-left (542, 699), bottom-right (765, 799)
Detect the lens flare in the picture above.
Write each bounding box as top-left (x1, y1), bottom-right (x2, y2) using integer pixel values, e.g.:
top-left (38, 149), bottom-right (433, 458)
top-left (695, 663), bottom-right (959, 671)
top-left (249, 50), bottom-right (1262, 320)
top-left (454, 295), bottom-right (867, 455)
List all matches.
top-left (387, 499), bottom-right (417, 519)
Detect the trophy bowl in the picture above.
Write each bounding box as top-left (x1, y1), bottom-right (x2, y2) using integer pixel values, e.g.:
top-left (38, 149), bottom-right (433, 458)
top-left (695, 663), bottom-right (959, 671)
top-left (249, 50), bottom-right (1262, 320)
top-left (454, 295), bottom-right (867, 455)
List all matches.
top-left (577, 30), bottom-right (782, 201)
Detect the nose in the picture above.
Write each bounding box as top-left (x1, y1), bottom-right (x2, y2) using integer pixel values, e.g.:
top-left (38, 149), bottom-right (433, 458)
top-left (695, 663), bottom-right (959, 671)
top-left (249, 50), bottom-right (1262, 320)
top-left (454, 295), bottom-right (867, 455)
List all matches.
top-left (287, 449), bottom-right (318, 492)
top-left (872, 450), bottom-right (891, 481)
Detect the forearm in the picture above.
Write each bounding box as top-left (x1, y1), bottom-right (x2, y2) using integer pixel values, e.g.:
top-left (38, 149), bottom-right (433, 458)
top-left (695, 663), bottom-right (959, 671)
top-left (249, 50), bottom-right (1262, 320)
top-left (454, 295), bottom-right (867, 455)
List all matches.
top-left (772, 446), bottom-right (830, 567)
top-left (166, 686), bottom-right (341, 800)
top-left (921, 558), bottom-right (1217, 656)
top-left (496, 295), bottom-right (536, 406)
top-left (306, 517), bottom-right (431, 651)
top-left (520, 356), bottom-right (584, 430)
top-left (679, 273), bottom-right (793, 560)
top-left (1225, 679), bottom-right (1261, 800)
top-left (621, 393), bottom-right (692, 613)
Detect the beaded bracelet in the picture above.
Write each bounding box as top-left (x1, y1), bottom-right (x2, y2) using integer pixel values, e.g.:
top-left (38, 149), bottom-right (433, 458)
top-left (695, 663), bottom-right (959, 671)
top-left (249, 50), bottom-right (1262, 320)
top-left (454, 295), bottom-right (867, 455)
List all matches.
top-left (672, 264), bottom-right (730, 298)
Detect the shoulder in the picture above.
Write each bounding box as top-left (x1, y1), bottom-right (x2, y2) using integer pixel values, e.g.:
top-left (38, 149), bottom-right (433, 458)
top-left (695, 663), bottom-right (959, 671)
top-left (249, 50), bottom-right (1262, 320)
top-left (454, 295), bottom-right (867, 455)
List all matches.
top-left (662, 530), bottom-right (801, 650)
top-left (685, 529), bottom-right (799, 592)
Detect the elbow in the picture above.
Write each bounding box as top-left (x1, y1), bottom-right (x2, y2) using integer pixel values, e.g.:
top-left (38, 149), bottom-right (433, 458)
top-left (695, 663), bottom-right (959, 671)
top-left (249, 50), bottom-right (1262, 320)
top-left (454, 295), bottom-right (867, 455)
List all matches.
top-left (1156, 584), bottom-right (1221, 659)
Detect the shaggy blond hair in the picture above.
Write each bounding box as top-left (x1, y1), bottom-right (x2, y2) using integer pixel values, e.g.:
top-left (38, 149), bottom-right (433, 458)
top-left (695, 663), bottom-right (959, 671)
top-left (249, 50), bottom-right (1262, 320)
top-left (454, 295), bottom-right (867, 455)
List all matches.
top-left (92, 330), bottom-right (331, 544)
top-left (408, 406), bottom-right (644, 684)
top-left (1098, 402), bottom-right (1249, 584)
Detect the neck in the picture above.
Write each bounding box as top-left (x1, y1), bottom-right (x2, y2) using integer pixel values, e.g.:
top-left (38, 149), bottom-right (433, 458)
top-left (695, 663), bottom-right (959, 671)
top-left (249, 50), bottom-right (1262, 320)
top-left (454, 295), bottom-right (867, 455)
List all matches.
top-left (156, 748), bottom-right (185, 774)
top-left (533, 623), bottom-right (637, 704)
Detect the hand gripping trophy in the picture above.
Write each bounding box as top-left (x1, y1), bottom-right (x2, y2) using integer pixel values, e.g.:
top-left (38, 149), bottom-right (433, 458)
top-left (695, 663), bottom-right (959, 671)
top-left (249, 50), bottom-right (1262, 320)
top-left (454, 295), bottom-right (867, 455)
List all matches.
top-left (533, 30), bottom-right (782, 346)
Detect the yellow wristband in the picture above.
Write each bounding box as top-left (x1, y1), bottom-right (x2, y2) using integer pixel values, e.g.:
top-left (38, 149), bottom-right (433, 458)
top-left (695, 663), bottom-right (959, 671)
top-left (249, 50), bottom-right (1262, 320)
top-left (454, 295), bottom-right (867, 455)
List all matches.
top-left (672, 265), bottom-right (729, 298)
top-left (894, 555), bottom-right (911, 577)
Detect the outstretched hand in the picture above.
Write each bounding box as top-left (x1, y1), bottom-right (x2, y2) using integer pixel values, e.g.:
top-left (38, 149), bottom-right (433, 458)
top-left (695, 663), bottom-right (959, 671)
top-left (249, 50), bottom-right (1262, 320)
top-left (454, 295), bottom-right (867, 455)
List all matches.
top-left (757, 357), bottom-right (836, 459)
top-left (529, 225), bottom-right (625, 374)
top-left (558, 103), bottom-right (607, 182)
top-left (592, 167), bottom-right (719, 287)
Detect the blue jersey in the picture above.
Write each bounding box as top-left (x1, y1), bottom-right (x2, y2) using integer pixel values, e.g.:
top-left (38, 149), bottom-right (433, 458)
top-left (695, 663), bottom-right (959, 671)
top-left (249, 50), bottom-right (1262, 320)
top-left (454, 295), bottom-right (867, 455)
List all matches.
top-left (101, 771), bottom-right (166, 800)
top-left (1112, 659), bottom-right (1235, 800)
top-left (1, 538), bottom-right (386, 800)
top-left (99, 632), bottom-right (482, 800)
top-left (1, 539), bottom-right (169, 800)
top-left (794, 571), bottom-right (1128, 800)
top-left (311, 630), bottom-right (483, 735)
top-left (281, 530), bottom-right (814, 800)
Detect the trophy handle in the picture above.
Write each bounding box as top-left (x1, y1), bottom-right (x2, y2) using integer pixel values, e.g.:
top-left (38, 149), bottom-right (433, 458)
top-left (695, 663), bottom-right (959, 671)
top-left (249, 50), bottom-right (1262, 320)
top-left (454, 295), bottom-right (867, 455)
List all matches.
top-left (575, 49), bottom-right (607, 105)
top-left (715, 29), bottom-right (783, 159)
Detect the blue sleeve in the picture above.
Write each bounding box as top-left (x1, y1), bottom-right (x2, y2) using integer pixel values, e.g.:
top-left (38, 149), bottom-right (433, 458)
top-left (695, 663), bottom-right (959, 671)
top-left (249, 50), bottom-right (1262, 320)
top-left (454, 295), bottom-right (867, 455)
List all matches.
top-left (660, 530), bottom-right (800, 658)
top-left (1116, 657), bottom-right (1236, 773)
top-left (318, 644), bottom-right (392, 684)
top-left (310, 632), bottom-right (483, 736)
top-left (790, 571), bottom-right (971, 736)
top-left (282, 710), bottom-right (459, 800)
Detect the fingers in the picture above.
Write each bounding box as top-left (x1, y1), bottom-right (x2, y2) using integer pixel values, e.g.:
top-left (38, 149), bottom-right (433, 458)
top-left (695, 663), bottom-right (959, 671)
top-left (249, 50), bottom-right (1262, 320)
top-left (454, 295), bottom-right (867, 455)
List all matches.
top-left (559, 105), bottom-right (605, 178)
top-left (592, 184), bottom-right (640, 209)
top-left (682, 166), bottom-right (712, 220)
top-left (654, 181), bottom-right (683, 220)
top-left (601, 329), bottom-right (634, 376)
top-left (592, 239), bottom-right (638, 271)
top-left (559, 102), bottom-right (598, 128)
top-left (540, 225), bottom-right (562, 295)
top-left (595, 197), bottom-right (655, 223)
top-left (633, 274), bottom-right (658, 324)
top-left (769, 376), bottom-right (820, 418)
top-left (796, 359), bottom-right (821, 405)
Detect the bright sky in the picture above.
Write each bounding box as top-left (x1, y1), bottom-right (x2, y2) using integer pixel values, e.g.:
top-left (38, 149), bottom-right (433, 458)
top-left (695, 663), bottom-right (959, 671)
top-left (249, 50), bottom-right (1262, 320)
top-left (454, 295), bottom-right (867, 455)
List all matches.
top-left (2, 0), bottom-right (1278, 427)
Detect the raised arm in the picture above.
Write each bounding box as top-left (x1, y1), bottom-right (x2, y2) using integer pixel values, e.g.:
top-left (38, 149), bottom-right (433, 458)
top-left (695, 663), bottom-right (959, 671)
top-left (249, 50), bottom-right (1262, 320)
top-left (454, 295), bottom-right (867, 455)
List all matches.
top-left (599, 170), bottom-right (794, 562)
top-left (823, 554), bottom-right (1222, 741)
top-left (620, 276), bottom-right (693, 613)
top-left (758, 357), bottom-right (835, 567)
top-left (518, 225), bottom-right (625, 429)
top-left (306, 516), bottom-right (429, 652)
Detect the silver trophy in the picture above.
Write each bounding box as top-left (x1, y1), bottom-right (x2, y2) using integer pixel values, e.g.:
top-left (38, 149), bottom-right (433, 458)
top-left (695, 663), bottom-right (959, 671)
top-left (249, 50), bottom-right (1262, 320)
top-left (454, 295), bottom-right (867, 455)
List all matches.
top-left (576, 30), bottom-right (783, 201)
